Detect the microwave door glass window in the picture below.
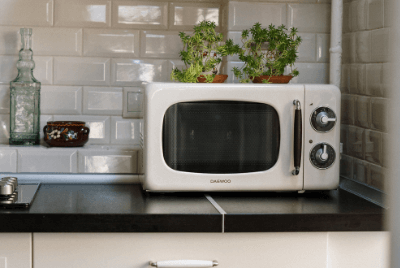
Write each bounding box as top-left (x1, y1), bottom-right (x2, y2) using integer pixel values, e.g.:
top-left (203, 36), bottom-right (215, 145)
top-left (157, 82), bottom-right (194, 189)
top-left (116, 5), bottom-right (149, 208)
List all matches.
top-left (162, 101), bottom-right (280, 174)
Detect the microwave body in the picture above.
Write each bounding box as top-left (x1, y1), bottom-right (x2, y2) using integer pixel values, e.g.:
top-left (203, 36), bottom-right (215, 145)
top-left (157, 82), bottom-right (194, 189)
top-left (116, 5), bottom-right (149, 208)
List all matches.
top-left (143, 83), bottom-right (340, 192)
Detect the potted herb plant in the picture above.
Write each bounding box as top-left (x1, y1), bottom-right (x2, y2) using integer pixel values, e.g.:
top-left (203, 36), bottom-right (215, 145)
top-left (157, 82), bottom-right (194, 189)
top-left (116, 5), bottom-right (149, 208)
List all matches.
top-left (171, 21), bottom-right (239, 83)
top-left (232, 23), bottom-right (302, 83)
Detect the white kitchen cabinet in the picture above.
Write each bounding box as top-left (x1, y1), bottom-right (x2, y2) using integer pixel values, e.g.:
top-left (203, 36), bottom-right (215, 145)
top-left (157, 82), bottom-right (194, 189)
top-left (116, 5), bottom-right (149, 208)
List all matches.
top-left (33, 232), bottom-right (389, 268)
top-left (0, 233), bottom-right (32, 268)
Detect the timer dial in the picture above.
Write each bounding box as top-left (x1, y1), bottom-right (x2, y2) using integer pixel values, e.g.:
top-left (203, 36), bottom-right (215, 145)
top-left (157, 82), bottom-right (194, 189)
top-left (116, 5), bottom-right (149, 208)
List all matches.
top-left (310, 107), bottom-right (337, 132)
top-left (310, 143), bottom-right (336, 169)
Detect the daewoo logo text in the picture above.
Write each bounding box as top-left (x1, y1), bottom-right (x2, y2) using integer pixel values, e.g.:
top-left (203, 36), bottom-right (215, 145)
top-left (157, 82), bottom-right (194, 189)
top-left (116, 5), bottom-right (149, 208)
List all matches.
top-left (210, 179), bottom-right (231, 183)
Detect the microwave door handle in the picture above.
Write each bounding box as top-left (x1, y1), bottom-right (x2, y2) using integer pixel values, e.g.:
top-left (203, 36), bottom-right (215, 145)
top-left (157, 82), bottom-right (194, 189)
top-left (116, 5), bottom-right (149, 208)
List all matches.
top-left (292, 100), bottom-right (302, 176)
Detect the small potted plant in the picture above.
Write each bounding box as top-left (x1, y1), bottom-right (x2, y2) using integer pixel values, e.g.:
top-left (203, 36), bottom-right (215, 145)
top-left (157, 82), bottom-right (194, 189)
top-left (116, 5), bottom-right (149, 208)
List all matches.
top-left (171, 21), bottom-right (239, 83)
top-left (232, 23), bottom-right (302, 83)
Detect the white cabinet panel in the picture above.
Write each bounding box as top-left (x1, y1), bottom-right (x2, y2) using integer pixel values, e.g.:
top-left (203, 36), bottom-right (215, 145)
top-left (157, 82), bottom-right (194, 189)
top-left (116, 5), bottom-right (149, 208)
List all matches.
top-left (0, 233), bottom-right (31, 268)
top-left (34, 233), bottom-right (328, 268)
top-left (327, 232), bottom-right (389, 268)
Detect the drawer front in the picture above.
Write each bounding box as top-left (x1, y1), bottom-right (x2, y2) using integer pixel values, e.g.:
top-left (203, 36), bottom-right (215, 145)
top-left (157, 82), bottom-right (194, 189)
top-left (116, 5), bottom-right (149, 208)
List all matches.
top-left (33, 233), bottom-right (328, 268)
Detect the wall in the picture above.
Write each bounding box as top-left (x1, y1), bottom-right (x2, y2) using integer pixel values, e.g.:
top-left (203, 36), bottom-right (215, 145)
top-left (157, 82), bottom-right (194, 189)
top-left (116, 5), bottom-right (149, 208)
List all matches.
top-left (0, 0), bottom-right (331, 177)
top-left (340, 0), bottom-right (390, 192)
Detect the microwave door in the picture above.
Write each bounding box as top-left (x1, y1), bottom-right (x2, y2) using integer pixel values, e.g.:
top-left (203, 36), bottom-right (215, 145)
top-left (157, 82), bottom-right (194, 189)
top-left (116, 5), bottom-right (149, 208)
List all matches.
top-left (162, 101), bottom-right (280, 175)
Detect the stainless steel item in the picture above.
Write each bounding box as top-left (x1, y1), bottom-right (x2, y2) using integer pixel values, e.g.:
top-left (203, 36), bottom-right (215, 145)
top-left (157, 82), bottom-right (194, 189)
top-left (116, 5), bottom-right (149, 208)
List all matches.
top-left (150, 260), bottom-right (218, 267)
top-left (2, 177), bottom-right (18, 189)
top-left (0, 177), bottom-right (40, 208)
top-left (0, 181), bottom-right (14, 195)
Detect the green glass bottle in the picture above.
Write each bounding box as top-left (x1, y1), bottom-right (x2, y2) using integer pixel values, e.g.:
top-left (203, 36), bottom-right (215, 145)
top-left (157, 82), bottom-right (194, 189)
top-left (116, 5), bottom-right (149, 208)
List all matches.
top-left (9, 28), bottom-right (41, 145)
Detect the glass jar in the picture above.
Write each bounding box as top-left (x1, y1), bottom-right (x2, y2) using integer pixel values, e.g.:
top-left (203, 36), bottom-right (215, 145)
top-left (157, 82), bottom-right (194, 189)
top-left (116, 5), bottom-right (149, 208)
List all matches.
top-left (9, 28), bottom-right (41, 145)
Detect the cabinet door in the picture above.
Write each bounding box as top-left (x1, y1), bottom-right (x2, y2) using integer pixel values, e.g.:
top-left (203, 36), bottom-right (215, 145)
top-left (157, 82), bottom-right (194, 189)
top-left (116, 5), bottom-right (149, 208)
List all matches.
top-left (33, 233), bottom-right (328, 268)
top-left (0, 233), bottom-right (32, 268)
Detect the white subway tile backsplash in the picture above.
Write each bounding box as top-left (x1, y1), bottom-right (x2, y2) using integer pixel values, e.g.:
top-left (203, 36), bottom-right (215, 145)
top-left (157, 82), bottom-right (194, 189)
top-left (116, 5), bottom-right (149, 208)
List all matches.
top-left (32, 28), bottom-right (82, 56)
top-left (111, 59), bottom-right (168, 86)
top-left (0, 56), bottom-right (17, 84)
top-left (112, 1), bottom-right (168, 29)
top-left (382, 63), bottom-right (391, 98)
top-left (0, 26), bottom-right (20, 55)
top-left (78, 149), bottom-right (138, 173)
top-left (228, 2), bottom-right (286, 31)
top-left (0, 148), bottom-right (17, 172)
top-left (350, 0), bottom-right (367, 31)
top-left (370, 97), bottom-right (387, 132)
top-left (0, 86), bottom-right (10, 114)
top-left (349, 64), bottom-right (359, 94)
top-left (0, 114), bottom-right (10, 144)
top-left (33, 56), bottom-right (53, 85)
top-left (316, 34), bottom-right (330, 63)
top-left (83, 29), bottom-right (139, 58)
top-left (341, 64), bottom-right (350, 93)
top-left (288, 4), bottom-right (331, 33)
top-left (354, 96), bottom-right (371, 128)
top-left (357, 64), bottom-right (367, 95)
top-left (55, 0), bottom-right (111, 27)
top-left (356, 31), bottom-right (371, 63)
top-left (111, 116), bottom-right (142, 145)
top-left (83, 87), bottom-right (123, 115)
top-left (371, 28), bottom-right (389, 63)
top-left (297, 33), bottom-right (316, 62)
top-left (366, 64), bottom-right (383, 96)
top-left (54, 57), bottom-right (110, 86)
top-left (0, 0), bottom-right (53, 26)
top-left (342, 33), bottom-right (357, 64)
top-left (384, 0), bottom-right (392, 27)
top-left (40, 115), bottom-right (53, 141)
top-left (140, 31), bottom-right (183, 59)
top-left (123, 87), bottom-right (143, 118)
top-left (0, 56), bottom-right (52, 85)
top-left (18, 148), bottom-right (78, 173)
top-left (291, 63), bottom-right (329, 84)
top-left (226, 31), bottom-right (242, 61)
top-left (343, 3), bottom-right (351, 33)
top-left (169, 3), bottom-right (220, 30)
top-left (53, 115), bottom-right (110, 144)
top-left (167, 59), bottom-right (185, 72)
top-left (367, 0), bottom-right (384, 30)
top-left (41, 86), bottom-right (82, 115)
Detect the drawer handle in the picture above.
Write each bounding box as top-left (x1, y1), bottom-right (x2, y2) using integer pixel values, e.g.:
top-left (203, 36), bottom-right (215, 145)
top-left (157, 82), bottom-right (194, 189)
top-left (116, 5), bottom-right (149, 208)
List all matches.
top-left (150, 260), bottom-right (218, 267)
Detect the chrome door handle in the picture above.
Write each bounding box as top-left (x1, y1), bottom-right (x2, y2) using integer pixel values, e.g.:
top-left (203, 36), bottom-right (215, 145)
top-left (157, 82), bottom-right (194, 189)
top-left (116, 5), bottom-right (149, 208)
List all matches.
top-left (150, 260), bottom-right (218, 267)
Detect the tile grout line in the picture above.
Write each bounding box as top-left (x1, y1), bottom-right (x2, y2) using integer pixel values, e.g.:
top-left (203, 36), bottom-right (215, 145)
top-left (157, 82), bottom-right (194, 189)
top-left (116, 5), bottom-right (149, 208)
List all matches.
top-left (204, 194), bottom-right (226, 233)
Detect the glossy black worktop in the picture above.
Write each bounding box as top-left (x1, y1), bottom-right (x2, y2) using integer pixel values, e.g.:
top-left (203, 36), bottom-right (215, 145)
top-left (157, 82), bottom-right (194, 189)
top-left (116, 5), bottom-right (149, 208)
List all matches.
top-left (0, 184), bottom-right (384, 232)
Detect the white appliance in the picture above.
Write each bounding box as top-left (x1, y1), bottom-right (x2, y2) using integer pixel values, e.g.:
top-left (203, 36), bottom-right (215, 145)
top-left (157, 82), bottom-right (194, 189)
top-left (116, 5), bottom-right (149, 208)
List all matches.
top-left (142, 83), bottom-right (340, 192)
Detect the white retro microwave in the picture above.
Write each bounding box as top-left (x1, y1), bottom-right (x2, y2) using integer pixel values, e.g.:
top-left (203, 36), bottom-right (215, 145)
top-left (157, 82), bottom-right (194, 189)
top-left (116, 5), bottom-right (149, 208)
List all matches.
top-left (142, 83), bottom-right (340, 192)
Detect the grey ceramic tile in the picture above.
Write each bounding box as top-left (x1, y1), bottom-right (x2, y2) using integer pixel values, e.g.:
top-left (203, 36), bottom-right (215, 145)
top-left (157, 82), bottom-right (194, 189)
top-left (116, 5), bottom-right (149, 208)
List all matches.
top-left (365, 129), bottom-right (382, 165)
top-left (370, 98), bottom-right (388, 132)
top-left (354, 96), bottom-right (371, 128)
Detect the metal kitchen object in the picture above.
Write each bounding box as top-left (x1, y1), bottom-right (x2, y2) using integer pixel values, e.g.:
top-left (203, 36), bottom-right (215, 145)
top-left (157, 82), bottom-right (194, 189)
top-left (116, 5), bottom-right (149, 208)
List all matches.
top-left (0, 177), bottom-right (40, 208)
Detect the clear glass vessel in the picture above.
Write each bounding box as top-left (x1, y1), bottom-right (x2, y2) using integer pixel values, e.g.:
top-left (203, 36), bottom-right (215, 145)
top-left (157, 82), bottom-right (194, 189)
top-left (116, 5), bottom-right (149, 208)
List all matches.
top-left (9, 28), bottom-right (41, 145)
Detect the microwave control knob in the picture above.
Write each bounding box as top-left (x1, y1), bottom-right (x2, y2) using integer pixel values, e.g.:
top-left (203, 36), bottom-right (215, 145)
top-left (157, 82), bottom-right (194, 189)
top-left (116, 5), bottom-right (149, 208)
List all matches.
top-left (310, 107), bottom-right (337, 132)
top-left (310, 143), bottom-right (336, 169)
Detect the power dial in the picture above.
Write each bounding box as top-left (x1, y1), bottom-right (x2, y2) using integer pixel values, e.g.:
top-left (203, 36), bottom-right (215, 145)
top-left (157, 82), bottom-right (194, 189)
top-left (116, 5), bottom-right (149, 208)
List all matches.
top-left (310, 143), bottom-right (336, 170)
top-left (310, 107), bottom-right (337, 132)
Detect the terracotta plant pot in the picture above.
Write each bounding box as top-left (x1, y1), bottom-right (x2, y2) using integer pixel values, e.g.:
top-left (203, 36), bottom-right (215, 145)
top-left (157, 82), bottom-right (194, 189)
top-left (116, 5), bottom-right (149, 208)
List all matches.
top-left (252, 75), bottom-right (293, 84)
top-left (43, 121), bottom-right (90, 147)
top-left (197, 74), bottom-right (228, 83)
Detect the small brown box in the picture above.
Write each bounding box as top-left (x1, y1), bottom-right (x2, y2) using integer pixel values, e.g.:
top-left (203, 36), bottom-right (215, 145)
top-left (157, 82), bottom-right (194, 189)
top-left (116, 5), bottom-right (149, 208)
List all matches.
top-left (44, 121), bottom-right (90, 147)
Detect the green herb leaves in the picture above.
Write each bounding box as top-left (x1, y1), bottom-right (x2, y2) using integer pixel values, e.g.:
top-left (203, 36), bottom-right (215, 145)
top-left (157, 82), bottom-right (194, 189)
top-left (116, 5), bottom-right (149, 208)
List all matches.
top-left (171, 21), bottom-right (239, 83)
top-left (233, 23), bottom-right (302, 83)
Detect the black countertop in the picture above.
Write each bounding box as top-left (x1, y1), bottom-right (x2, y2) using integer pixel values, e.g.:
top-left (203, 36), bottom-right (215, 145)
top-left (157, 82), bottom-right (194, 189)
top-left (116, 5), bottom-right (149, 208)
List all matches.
top-left (0, 184), bottom-right (384, 232)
